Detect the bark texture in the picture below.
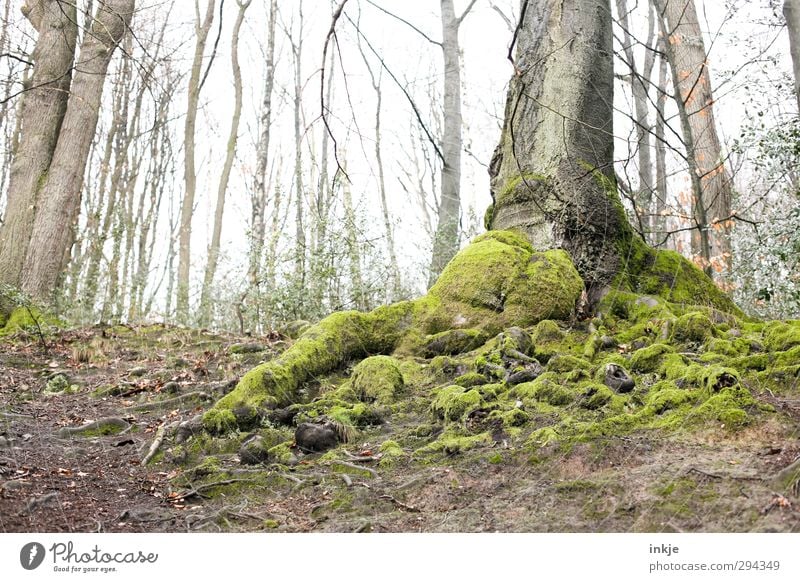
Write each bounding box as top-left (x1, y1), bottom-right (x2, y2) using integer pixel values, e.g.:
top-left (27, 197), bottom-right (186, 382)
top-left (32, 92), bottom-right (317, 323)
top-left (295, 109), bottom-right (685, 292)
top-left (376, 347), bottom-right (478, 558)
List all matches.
top-left (785, 0), bottom-right (800, 112)
top-left (488, 0), bottom-right (624, 294)
top-left (0, 0), bottom-right (77, 288)
top-left (655, 0), bottom-right (732, 278)
top-left (21, 0), bottom-right (135, 301)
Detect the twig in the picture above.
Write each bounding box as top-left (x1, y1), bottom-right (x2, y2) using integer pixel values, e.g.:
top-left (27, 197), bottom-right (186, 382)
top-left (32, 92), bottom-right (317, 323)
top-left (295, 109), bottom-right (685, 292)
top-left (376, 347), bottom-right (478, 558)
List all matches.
top-left (142, 421), bottom-right (179, 465)
top-left (379, 494), bottom-right (420, 513)
top-left (176, 478), bottom-right (259, 501)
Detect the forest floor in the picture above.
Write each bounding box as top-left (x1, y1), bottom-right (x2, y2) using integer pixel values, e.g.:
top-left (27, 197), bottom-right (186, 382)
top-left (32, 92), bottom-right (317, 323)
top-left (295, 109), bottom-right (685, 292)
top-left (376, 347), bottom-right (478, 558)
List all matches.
top-left (1, 323), bottom-right (799, 533)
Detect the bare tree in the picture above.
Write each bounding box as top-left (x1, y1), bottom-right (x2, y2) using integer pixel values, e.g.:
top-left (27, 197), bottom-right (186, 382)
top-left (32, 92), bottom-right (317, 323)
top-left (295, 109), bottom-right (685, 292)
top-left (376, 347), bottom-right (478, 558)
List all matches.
top-left (0, 0), bottom-right (77, 290)
top-left (21, 0), bottom-right (136, 302)
top-left (654, 0), bottom-right (733, 279)
top-left (177, 0), bottom-right (216, 322)
top-left (199, 0), bottom-right (251, 326)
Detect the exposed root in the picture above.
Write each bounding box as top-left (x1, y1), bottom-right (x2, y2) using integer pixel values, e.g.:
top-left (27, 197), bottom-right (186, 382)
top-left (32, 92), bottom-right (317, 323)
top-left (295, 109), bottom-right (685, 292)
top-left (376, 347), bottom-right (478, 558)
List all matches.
top-left (128, 391), bottom-right (212, 413)
top-left (56, 417), bottom-right (131, 439)
top-left (141, 421), bottom-right (179, 465)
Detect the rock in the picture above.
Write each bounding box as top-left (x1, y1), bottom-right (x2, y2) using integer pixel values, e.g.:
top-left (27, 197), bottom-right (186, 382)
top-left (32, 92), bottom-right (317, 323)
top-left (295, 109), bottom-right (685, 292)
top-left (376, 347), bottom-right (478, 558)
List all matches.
top-left (599, 335), bottom-right (617, 349)
top-left (503, 327), bottom-right (533, 355)
top-left (635, 295), bottom-right (660, 308)
top-left (228, 343), bottom-right (266, 355)
top-left (238, 435), bottom-right (270, 465)
top-left (175, 415), bottom-right (203, 444)
top-left (604, 363), bottom-right (635, 393)
top-left (727, 329), bottom-right (742, 338)
top-left (0, 436), bottom-right (9, 449)
top-left (268, 407), bottom-right (298, 427)
top-left (128, 366), bottom-right (147, 377)
top-left (295, 421), bottom-right (341, 453)
top-left (505, 361), bottom-right (544, 385)
top-left (351, 355), bottom-right (404, 404)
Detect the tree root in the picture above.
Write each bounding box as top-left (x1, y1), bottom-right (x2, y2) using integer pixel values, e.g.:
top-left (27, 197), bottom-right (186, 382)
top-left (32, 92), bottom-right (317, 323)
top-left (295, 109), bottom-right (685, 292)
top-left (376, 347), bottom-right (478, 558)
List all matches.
top-left (56, 417), bottom-right (131, 439)
top-left (128, 391), bottom-right (212, 413)
top-left (0, 411), bottom-right (34, 421)
top-left (329, 460), bottom-right (378, 478)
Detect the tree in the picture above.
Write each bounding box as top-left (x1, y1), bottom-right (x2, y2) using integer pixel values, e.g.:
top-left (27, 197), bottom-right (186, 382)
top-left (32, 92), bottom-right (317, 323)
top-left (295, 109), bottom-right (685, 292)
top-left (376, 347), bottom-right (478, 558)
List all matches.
top-left (0, 0), bottom-right (77, 290)
top-left (654, 0), bottom-right (733, 280)
top-left (177, 0), bottom-right (216, 322)
top-left (20, 0), bottom-right (136, 302)
top-left (199, 0), bottom-right (251, 326)
top-left (204, 0), bottom-right (738, 433)
top-left (786, 0), bottom-right (800, 112)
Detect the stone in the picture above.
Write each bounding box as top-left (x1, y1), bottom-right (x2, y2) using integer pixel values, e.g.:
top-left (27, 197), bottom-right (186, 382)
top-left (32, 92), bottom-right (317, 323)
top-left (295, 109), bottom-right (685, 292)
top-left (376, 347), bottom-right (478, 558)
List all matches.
top-left (295, 421), bottom-right (340, 453)
top-left (604, 363), bottom-right (635, 393)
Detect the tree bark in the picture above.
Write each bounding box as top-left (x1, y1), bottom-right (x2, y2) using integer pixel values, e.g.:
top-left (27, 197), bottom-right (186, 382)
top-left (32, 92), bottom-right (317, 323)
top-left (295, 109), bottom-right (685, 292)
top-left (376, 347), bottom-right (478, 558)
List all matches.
top-left (428, 0), bottom-right (468, 287)
top-left (654, 0), bottom-right (732, 279)
top-left (177, 0), bottom-right (216, 323)
top-left (21, 0), bottom-right (135, 302)
top-left (785, 0), bottom-right (800, 113)
top-left (290, 4), bottom-right (306, 301)
top-left (488, 0), bottom-right (624, 296)
top-left (0, 0), bottom-right (77, 289)
top-left (199, 0), bottom-right (251, 326)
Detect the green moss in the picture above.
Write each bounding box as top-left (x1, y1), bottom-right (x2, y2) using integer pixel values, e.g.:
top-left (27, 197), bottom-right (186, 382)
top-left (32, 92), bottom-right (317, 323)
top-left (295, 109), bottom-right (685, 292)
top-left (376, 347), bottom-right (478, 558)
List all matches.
top-left (579, 383), bottom-right (615, 410)
top-left (630, 343), bottom-right (674, 373)
top-left (267, 441), bottom-right (296, 465)
top-left (0, 306), bottom-right (61, 335)
top-left (646, 386), bottom-right (697, 414)
top-left (351, 355), bottom-right (404, 404)
top-left (453, 372), bottom-right (488, 387)
top-left (328, 402), bottom-right (382, 428)
top-left (415, 432), bottom-right (492, 456)
top-left (45, 374), bottom-right (71, 394)
top-left (202, 409), bottom-right (238, 435)
top-left (431, 385), bottom-right (484, 421)
top-left (763, 321), bottom-right (800, 352)
top-left (532, 320), bottom-right (564, 343)
top-left (671, 312), bottom-right (714, 343)
top-left (421, 328), bottom-right (488, 357)
top-left (378, 440), bottom-right (408, 468)
top-left (513, 374), bottom-right (576, 406)
top-left (545, 355), bottom-right (592, 374)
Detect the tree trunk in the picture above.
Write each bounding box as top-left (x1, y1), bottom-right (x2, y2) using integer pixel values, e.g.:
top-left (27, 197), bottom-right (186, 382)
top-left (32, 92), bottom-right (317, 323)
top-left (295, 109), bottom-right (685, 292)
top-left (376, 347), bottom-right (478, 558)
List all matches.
top-left (655, 0), bottom-right (732, 279)
top-left (242, 0), bottom-right (278, 328)
top-left (488, 0), bottom-right (624, 297)
top-left (291, 5), bottom-right (306, 301)
top-left (428, 0), bottom-right (466, 287)
top-left (177, 0), bottom-right (216, 323)
top-left (0, 0), bottom-right (77, 289)
top-left (199, 0), bottom-right (251, 327)
top-left (785, 0), bottom-right (800, 113)
top-left (654, 40), bottom-right (669, 245)
top-left (616, 0), bottom-right (656, 242)
top-left (21, 0), bottom-right (135, 302)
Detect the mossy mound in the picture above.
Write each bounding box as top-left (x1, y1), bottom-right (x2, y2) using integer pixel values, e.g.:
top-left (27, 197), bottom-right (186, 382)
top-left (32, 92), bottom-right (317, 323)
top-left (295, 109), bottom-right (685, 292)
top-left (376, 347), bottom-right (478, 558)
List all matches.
top-left (205, 231), bottom-right (583, 429)
top-left (0, 306), bottom-right (62, 336)
top-left (350, 355), bottom-right (404, 405)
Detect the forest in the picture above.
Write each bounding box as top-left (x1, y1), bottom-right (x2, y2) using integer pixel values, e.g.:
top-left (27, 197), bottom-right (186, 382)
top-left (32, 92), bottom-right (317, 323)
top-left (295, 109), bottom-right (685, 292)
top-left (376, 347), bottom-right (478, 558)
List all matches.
top-left (0, 0), bottom-right (799, 533)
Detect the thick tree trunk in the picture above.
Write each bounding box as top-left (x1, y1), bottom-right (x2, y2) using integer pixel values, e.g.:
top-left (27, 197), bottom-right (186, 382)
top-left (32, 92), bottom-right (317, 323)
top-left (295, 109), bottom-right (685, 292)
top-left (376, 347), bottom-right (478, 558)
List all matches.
top-left (428, 0), bottom-right (465, 287)
top-left (0, 0), bottom-right (77, 289)
top-left (21, 0), bottom-right (135, 302)
top-left (655, 0), bottom-right (732, 279)
top-left (488, 0), bottom-right (624, 296)
top-left (785, 0), bottom-right (800, 113)
top-left (199, 0), bottom-right (251, 326)
top-left (177, 0), bottom-right (216, 323)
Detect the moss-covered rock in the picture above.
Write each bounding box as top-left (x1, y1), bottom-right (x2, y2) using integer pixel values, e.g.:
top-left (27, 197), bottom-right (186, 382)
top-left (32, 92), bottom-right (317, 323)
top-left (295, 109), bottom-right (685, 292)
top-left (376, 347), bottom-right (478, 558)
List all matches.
top-left (630, 343), bottom-right (674, 373)
top-left (671, 312), bottom-right (714, 344)
top-left (351, 355), bottom-right (404, 405)
top-left (431, 385), bottom-right (484, 422)
top-left (0, 305), bottom-right (61, 335)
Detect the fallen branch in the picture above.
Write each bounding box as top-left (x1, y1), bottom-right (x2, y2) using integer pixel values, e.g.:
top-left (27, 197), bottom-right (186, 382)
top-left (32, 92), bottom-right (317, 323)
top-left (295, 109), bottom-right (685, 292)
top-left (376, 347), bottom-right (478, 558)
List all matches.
top-left (379, 494), bottom-right (420, 513)
top-left (141, 421), bottom-right (179, 465)
top-left (0, 411), bottom-right (34, 421)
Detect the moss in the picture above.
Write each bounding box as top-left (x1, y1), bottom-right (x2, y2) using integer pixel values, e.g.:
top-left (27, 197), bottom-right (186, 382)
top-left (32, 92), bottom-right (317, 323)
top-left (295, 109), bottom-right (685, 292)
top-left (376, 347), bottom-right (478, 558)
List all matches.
top-left (202, 409), bottom-right (238, 435)
top-left (545, 354), bottom-right (592, 374)
top-left (351, 355), bottom-right (404, 405)
top-left (431, 385), bottom-right (484, 421)
top-left (0, 306), bottom-right (61, 335)
top-left (646, 387), bottom-right (697, 414)
top-left (763, 321), bottom-right (800, 352)
top-left (488, 407), bottom-right (531, 428)
top-left (532, 320), bottom-right (564, 343)
top-left (453, 372), bottom-right (488, 387)
top-left (630, 343), bottom-right (674, 373)
top-left (415, 432), bottom-right (492, 456)
top-left (267, 441), bottom-right (296, 465)
top-left (421, 328), bottom-right (488, 357)
top-left (671, 312), bottom-right (714, 343)
top-left (45, 374), bottom-right (71, 394)
top-left (579, 383), bottom-right (615, 410)
top-left (378, 440), bottom-right (408, 468)
top-left (425, 232), bottom-right (583, 335)
top-left (328, 402), bottom-right (382, 428)
top-left (513, 374), bottom-right (576, 406)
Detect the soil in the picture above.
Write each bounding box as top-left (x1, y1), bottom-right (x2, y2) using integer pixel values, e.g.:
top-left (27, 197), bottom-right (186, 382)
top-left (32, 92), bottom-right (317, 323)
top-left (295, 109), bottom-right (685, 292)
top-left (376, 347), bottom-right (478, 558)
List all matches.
top-left (1, 324), bottom-right (799, 533)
